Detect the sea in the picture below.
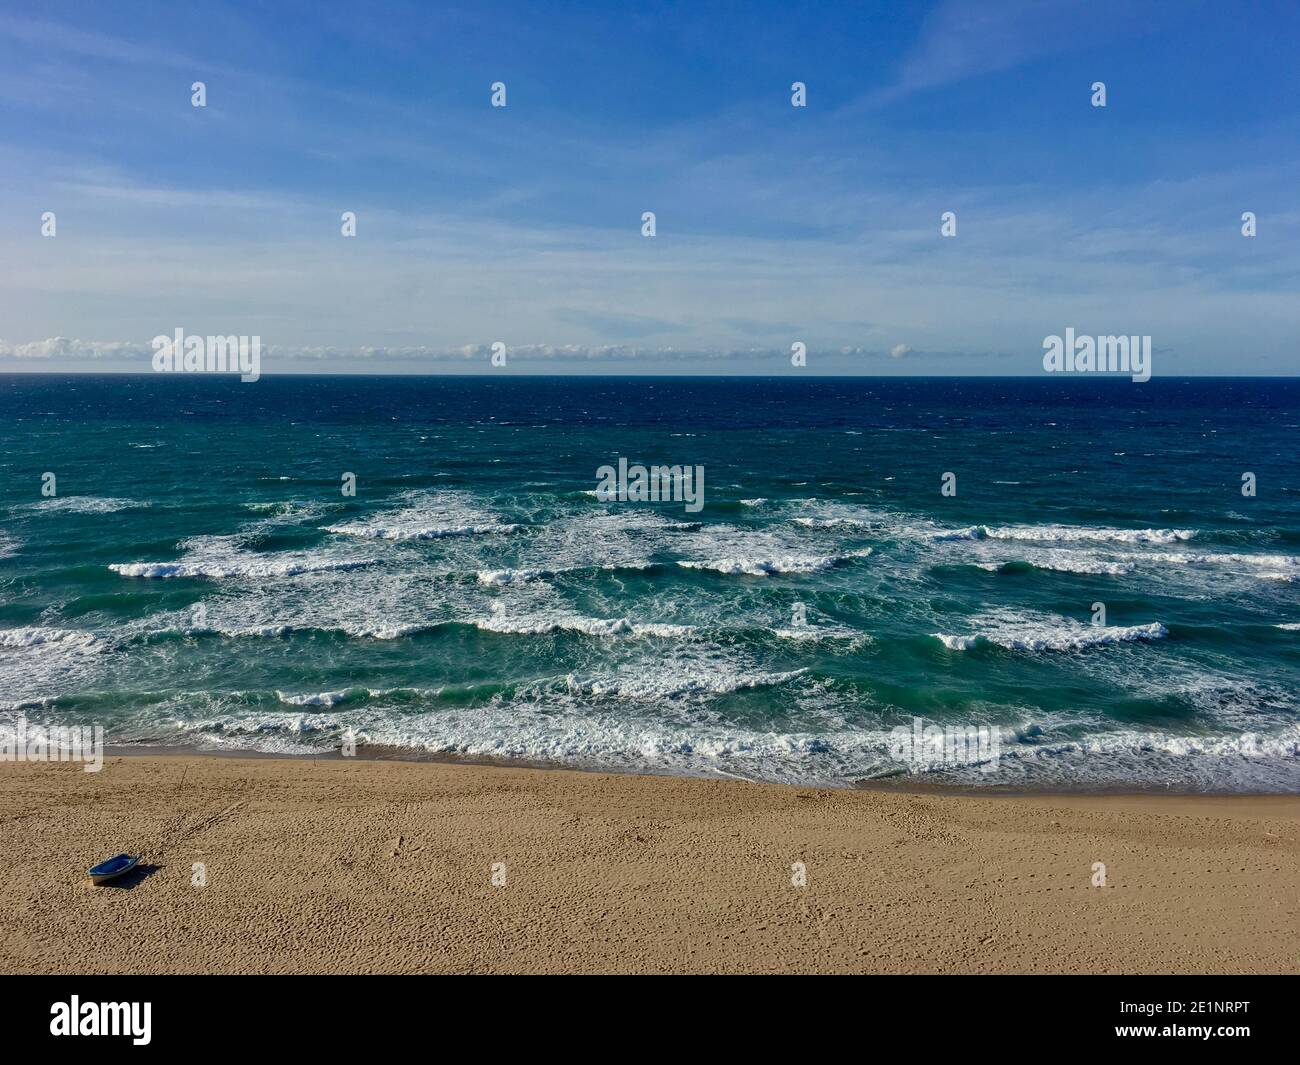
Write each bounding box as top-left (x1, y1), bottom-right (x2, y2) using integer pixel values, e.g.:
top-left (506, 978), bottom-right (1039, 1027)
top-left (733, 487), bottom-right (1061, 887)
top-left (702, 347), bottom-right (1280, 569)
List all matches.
top-left (1, 374), bottom-right (1297, 791)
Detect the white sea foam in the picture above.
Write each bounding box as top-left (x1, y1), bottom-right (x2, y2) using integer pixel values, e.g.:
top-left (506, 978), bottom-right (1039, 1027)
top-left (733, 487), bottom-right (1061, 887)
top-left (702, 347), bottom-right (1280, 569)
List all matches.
top-left (277, 689), bottom-right (355, 707)
top-left (329, 520), bottom-right (523, 540)
top-left (930, 526), bottom-right (985, 541)
top-left (156, 675), bottom-right (1300, 788)
top-left (28, 476), bottom-right (1300, 792)
top-left (629, 622), bottom-right (700, 638)
top-left (465, 509), bottom-right (691, 586)
top-left (932, 610), bottom-right (1167, 652)
top-left (915, 522), bottom-right (1197, 545)
top-left (1054, 727), bottom-right (1300, 761)
top-left (785, 499), bottom-right (893, 530)
top-left (967, 524), bottom-right (1196, 545)
top-left (111, 556), bottom-right (375, 579)
top-left (130, 707), bottom-right (1300, 789)
top-left (185, 622), bottom-right (295, 638)
top-left (921, 723), bottom-right (1300, 791)
top-left (242, 500), bottom-right (329, 520)
top-left (324, 490), bottom-right (522, 540)
top-left (1102, 551), bottom-right (1300, 587)
top-left (152, 699), bottom-right (861, 779)
top-left (19, 496), bottom-right (151, 514)
top-left (972, 550), bottom-right (1136, 576)
top-left (771, 626), bottom-right (872, 649)
top-left (109, 526), bottom-right (381, 581)
top-left (157, 604), bottom-right (845, 647)
top-left (175, 619), bottom-right (431, 640)
top-left (792, 516), bottom-right (878, 530)
top-left (474, 612), bottom-right (696, 639)
top-left (928, 528), bottom-right (1296, 582)
top-left (476, 567), bottom-right (552, 585)
top-left (932, 633), bottom-right (980, 651)
top-left (272, 686), bottom-right (447, 709)
top-left (1137, 551), bottom-right (1300, 569)
top-left (566, 667), bottom-right (807, 701)
top-left (104, 678), bottom-right (1300, 790)
top-left (678, 557), bottom-right (831, 576)
top-left (578, 511), bottom-right (698, 532)
top-left (476, 559), bottom-right (656, 585)
top-left (0, 627), bottom-right (99, 651)
top-left (678, 547), bottom-right (871, 577)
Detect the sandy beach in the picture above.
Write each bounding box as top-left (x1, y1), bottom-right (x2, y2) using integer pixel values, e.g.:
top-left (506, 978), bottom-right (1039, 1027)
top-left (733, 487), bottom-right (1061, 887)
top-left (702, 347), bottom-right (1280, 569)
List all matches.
top-left (1, 754), bottom-right (1296, 974)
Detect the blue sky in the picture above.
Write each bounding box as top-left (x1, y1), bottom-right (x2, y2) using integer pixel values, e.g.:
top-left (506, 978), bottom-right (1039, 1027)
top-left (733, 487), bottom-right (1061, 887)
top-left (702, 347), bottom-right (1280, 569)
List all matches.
top-left (1, 0), bottom-right (1297, 374)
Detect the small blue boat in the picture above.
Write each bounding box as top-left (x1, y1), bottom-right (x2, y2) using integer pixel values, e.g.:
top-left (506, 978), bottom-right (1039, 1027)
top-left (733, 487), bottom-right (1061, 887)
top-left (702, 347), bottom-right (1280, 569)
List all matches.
top-left (88, 853), bottom-right (141, 885)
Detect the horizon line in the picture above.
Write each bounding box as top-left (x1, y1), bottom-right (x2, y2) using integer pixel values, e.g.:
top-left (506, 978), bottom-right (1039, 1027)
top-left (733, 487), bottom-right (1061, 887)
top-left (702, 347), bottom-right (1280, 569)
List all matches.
top-left (2, 371), bottom-right (1298, 381)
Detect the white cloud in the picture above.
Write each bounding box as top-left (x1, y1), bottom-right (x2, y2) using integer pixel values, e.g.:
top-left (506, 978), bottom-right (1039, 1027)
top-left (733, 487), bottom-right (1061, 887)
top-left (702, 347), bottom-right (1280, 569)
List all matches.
top-left (0, 338), bottom-right (992, 371)
top-left (0, 337), bottom-right (152, 360)
top-left (852, 0), bottom-right (1157, 109)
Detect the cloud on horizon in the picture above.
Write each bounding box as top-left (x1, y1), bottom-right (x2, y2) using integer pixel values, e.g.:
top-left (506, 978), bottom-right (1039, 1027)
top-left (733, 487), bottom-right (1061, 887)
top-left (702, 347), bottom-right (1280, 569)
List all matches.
top-left (1, 337), bottom-right (992, 374)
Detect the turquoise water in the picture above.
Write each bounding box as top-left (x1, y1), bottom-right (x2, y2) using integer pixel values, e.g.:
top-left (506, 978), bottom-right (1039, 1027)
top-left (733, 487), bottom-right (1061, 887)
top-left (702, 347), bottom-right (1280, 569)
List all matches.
top-left (2, 374), bottom-right (1298, 790)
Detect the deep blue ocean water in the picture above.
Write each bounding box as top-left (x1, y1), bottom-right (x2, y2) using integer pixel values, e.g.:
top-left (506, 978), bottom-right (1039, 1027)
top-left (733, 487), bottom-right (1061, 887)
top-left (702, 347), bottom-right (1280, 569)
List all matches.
top-left (2, 374), bottom-right (1298, 789)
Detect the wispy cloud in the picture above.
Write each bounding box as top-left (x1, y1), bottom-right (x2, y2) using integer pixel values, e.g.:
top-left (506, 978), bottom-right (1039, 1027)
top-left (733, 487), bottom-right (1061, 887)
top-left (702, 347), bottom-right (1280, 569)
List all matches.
top-left (846, 0), bottom-right (1158, 110)
top-left (0, 2), bottom-right (1295, 375)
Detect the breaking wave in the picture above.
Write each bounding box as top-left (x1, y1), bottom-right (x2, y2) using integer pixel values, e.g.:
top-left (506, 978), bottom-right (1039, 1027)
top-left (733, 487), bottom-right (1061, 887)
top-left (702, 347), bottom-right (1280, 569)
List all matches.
top-left (932, 611), bottom-right (1168, 652)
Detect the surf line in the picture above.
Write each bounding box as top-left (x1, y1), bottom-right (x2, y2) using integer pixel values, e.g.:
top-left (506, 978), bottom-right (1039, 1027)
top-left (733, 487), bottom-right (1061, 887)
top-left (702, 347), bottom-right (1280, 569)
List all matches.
top-left (595, 458), bottom-right (705, 514)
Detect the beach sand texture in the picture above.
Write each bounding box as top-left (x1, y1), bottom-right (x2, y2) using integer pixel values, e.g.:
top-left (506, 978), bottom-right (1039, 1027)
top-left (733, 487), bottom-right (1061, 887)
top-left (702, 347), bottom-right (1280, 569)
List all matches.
top-left (2, 755), bottom-right (1297, 974)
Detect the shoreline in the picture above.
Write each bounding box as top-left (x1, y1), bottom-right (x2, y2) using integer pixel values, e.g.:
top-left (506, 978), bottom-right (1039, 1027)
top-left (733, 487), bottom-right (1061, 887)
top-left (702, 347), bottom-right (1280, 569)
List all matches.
top-left (3, 752), bottom-right (1298, 974)
top-left (102, 742), bottom-right (1300, 799)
